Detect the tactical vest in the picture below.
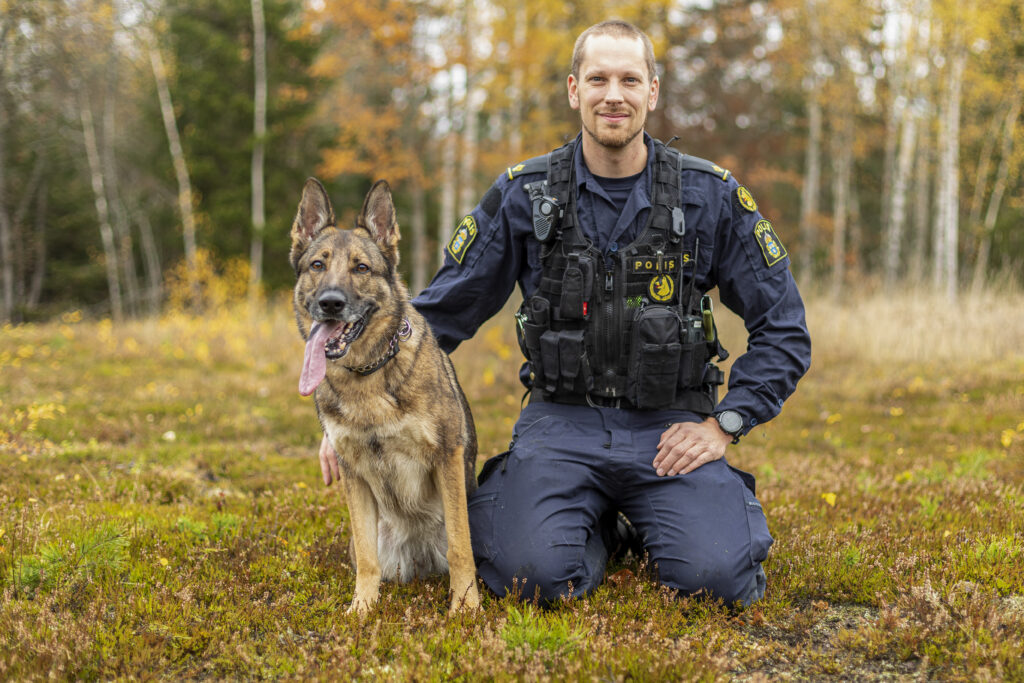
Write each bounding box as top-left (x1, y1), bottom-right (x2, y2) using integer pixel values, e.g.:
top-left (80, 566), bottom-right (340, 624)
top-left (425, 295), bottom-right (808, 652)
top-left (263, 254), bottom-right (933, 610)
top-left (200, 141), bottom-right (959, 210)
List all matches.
top-left (514, 138), bottom-right (728, 413)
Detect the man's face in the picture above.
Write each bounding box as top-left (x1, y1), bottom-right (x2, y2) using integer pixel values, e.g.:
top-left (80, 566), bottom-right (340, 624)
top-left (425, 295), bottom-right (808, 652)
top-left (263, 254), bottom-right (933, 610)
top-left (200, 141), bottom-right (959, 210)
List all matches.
top-left (568, 34), bottom-right (659, 151)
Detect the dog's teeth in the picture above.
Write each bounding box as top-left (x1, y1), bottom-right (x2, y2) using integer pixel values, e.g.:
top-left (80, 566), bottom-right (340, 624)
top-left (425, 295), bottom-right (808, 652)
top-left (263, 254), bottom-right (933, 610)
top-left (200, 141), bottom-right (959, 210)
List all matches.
top-left (344, 323), bottom-right (352, 333)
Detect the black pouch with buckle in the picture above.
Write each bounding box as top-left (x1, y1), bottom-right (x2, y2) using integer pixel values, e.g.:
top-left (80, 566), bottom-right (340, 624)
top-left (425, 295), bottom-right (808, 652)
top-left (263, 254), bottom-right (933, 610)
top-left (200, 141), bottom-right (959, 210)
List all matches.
top-left (677, 314), bottom-right (708, 389)
top-left (559, 253), bottom-right (593, 320)
top-left (627, 306), bottom-right (682, 409)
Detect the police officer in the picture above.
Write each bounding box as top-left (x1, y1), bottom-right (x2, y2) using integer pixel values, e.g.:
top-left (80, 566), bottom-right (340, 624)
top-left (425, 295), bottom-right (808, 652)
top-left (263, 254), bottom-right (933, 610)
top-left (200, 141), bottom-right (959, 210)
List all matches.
top-left (321, 19), bottom-right (810, 607)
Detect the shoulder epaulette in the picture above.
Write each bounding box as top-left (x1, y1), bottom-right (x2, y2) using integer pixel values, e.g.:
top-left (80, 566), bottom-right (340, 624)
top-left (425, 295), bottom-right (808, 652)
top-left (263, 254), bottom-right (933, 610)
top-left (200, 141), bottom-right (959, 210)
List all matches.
top-left (507, 154), bottom-right (549, 180)
top-left (679, 154), bottom-right (731, 181)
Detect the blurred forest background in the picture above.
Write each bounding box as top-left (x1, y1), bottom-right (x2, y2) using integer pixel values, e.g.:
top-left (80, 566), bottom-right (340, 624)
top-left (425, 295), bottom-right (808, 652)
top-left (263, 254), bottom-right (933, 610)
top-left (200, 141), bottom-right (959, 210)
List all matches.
top-left (0, 0), bottom-right (1021, 323)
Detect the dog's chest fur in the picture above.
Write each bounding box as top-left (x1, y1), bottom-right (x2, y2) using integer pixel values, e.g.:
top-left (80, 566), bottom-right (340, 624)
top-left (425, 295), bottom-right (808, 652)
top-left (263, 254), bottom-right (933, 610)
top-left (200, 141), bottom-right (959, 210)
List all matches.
top-left (323, 409), bottom-right (444, 521)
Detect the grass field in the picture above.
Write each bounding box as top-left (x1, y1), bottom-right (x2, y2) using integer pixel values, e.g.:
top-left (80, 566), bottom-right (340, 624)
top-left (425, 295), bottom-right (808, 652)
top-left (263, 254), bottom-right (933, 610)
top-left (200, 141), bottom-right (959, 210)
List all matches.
top-left (2, 286), bottom-right (1023, 680)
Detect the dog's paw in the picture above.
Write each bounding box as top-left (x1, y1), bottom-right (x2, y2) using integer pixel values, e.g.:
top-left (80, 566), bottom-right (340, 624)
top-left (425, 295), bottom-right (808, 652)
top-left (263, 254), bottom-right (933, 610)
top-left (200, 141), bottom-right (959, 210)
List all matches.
top-left (346, 594), bottom-right (378, 615)
top-left (448, 584), bottom-right (481, 614)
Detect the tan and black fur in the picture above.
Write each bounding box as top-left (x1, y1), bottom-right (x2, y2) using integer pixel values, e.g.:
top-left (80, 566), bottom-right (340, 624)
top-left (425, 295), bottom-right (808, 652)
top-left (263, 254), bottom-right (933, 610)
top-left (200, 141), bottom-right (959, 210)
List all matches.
top-left (290, 178), bottom-right (479, 614)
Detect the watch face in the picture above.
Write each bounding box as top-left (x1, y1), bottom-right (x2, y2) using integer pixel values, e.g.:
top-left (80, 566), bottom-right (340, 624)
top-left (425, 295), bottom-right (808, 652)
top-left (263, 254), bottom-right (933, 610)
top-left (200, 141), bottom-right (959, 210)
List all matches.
top-left (718, 410), bottom-right (743, 435)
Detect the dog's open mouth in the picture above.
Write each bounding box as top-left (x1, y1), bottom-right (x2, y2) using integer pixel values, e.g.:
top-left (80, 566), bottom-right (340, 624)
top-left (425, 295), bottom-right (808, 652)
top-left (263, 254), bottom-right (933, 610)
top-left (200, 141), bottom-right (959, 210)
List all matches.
top-left (299, 317), bottom-right (367, 396)
top-left (324, 318), bottom-right (366, 359)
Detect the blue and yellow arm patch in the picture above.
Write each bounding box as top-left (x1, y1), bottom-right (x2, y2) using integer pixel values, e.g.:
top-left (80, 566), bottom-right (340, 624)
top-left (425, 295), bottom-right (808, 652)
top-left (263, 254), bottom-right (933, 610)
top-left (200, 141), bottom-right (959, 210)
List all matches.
top-left (446, 215), bottom-right (478, 264)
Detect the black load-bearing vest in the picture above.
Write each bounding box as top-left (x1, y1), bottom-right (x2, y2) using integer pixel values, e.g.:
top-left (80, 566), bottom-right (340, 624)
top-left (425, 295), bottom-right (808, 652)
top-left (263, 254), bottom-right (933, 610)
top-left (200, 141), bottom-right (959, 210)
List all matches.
top-left (514, 138), bottom-right (728, 413)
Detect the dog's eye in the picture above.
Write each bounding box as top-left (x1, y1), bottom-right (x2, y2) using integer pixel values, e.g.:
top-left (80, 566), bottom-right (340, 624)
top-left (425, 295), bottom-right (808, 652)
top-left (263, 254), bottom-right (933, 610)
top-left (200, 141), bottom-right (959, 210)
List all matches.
top-left (310, 260), bottom-right (325, 272)
top-left (355, 263), bottom-right (370, 274)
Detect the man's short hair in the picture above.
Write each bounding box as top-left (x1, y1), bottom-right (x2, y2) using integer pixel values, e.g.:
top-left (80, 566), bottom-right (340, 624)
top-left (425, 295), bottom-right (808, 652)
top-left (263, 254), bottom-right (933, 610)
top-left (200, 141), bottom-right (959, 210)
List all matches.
top-left (571, 20), bottom-right (657, 82)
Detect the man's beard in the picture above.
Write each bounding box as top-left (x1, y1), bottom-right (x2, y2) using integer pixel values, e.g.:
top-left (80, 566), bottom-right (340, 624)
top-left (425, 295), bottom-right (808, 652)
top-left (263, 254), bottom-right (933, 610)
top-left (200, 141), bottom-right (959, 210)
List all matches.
top-left (582, 111), bottom-right (646, 149)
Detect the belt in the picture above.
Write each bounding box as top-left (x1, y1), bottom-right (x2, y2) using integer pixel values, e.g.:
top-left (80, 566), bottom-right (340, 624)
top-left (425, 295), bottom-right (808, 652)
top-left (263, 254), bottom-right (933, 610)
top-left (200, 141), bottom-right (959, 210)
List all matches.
top-left (529, 387), bottom-right (715, 413)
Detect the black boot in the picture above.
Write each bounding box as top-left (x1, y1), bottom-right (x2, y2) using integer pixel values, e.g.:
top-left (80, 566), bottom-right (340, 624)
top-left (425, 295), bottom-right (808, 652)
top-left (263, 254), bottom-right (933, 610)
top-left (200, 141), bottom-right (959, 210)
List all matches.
top-left (601, 510), bottom-right (644, 562)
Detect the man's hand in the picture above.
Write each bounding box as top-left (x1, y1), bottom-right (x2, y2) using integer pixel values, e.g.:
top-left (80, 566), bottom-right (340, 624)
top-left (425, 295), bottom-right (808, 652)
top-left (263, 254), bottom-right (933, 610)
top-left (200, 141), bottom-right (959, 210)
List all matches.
top-left (319, 434), bottom-right (341, 486)
top-left (653, 417), bottom-right (731, 476)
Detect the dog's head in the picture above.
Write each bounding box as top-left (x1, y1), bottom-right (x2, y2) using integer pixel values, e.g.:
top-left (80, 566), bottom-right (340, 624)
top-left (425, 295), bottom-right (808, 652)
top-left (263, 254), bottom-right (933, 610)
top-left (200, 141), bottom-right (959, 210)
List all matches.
top-left (290, 178), bottom-right (404, 395)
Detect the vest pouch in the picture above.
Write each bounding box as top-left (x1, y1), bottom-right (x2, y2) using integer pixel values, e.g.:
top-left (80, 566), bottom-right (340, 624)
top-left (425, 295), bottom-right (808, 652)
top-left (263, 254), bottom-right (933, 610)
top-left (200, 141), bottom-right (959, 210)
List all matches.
top-left (517, 296), bottom-right (551, 386)
top-left (627, 306), bottom-right (682, 409)
top-left (558, 253), bottom-right (593, 320)
top-left (539, 329), bottom-right (592, 393)
top-left (678, 314), bottom-right (709, 388)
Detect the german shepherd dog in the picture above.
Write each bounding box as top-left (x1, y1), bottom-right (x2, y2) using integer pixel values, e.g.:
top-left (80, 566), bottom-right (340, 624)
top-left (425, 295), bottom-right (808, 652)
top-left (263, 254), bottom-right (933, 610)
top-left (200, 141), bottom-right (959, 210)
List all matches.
top-left (290, 178), bottom-right (479, 614)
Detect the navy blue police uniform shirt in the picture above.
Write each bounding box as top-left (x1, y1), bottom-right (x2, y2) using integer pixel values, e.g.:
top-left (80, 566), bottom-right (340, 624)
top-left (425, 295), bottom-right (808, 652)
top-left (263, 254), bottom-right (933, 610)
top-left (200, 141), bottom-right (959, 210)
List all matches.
top-left (412, 133), bottom-right (811, 437)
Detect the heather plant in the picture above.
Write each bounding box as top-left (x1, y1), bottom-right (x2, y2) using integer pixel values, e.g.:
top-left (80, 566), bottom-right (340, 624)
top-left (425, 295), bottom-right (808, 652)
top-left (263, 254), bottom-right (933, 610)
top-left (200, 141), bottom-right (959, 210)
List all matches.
top-left (1, 285), bottom-right (1022, 679)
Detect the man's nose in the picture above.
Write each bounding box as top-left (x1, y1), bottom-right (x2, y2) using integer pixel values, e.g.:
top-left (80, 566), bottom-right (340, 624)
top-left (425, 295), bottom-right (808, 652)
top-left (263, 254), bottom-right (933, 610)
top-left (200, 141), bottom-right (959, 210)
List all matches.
top-left (605, 79), bottom-right (624, 102)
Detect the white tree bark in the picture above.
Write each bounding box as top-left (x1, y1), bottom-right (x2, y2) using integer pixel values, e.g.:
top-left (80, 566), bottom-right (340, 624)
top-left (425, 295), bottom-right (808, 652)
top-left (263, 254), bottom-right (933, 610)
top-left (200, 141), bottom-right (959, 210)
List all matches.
top-left (884, 103), bottom-right (918, 283)
top-left (410, 177), bottom-right (428, 294)
top-left (971, 92), bottom-right (1021, 292)
top-left (136, 211), bottom-right (162, 315)
top-left (933, 46), bottom-right (965, 301)
top-left (457, 2), bottom-right (478, 218)
top-left (798, 0), bottom-right (823, 284)
top-left (80, 95), bottom-right (124, 322)
top-left (0, 37), bottom-right (13, 321)
top-left (830, 113), bottom-right (853, 298)
top-left (150, 46), bottom-right (198, 277)
top-left (908, 123), bottom-right (931, 284)
top-left (799, 93), bottom-right (821, 283)
top-left (103, 77), bottom-right (140, 316)
top-left (27, 178), bottom-right (46, 310)
top-left (249, 0), bottom-right (267, 299)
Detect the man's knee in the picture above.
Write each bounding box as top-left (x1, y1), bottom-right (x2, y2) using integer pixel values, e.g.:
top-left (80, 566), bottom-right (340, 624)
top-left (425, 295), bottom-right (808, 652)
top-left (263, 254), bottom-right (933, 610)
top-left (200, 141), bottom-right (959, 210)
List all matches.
top-left (654, 557), bottom-right (766, 606)
top-left (478, 543), bottom-right (599, 604)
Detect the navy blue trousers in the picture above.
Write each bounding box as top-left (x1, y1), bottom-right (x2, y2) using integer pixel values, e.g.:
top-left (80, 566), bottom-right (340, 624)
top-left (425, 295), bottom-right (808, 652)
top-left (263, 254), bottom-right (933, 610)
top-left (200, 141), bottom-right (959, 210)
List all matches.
top-left (467, 401), bottom-right (772, 606)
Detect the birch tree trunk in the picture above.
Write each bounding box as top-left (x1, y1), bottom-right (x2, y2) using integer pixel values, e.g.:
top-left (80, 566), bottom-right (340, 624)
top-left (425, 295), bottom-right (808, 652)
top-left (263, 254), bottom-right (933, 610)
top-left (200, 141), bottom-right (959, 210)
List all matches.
top-left (0, 70), bottom-right (13, 321)
top-left (798, 0), bottom-right (823, 285)
top-left (830, 112), bottom-right (853, 298)
top-left (249, 0), bottom-right (267, 300)
top-left (12, 155), bottom-right (45, 314)
top-left (798, 92), bottom-right (821, 284)
top-left (933, 46), bottom-right (965, 301)
top-left (970, 92), bottom-right (1021, 293)
top-left (508, 3), bottom-right (526, 160)
top-left (80, 95), bottom-right (124, 322)
top-left (964, 99), bottom-right (1002, 263)
top-left (908, 124), bottom-right (931, 284)
top-left (150, 47), bottom-right (198, 280)
top-left (884, 103), bottom-right (918, 284)
top-left (410, 177), bottom-right (428, 294)
top-left (137, 211), bottom-right (163, 315)
top-left (27, 178), bottom-right (46, 310)
top-left (457, 2), bottom-right (478, 217)
top-left (103, 78), bottom-right (140, 316)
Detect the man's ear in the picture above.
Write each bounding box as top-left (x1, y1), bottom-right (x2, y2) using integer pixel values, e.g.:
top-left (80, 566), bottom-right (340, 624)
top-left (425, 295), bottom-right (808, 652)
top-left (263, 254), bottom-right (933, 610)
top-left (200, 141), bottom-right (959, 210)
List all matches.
top-left (648, 75), bottom-right (660, 112)
top-left (290, 178), bottom-right (335, 271)
top-left (567, 74), bottom-right (580, 110)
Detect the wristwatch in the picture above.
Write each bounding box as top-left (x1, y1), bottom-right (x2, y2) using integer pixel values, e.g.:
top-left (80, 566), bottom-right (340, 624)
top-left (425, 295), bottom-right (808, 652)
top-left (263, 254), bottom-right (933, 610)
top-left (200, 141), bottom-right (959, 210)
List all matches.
top-left (714, 409), bottom-right (744, 443)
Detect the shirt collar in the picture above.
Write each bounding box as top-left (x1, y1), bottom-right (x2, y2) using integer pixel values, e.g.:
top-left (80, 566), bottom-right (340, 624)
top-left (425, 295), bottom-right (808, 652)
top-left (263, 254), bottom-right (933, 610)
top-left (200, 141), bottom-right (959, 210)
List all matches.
top-left (573, 132), bottom-right (656, 200)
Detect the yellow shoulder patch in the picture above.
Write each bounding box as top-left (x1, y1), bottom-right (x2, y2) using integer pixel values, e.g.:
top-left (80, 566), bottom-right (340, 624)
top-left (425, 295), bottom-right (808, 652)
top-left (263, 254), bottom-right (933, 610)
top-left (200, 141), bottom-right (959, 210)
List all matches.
top-left (735, 186), bottom-right (757, 213)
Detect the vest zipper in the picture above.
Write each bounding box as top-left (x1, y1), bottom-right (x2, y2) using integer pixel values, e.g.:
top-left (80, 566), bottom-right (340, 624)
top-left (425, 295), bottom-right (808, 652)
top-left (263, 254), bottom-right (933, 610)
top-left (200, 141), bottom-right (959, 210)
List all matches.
top-left (603, 259), bottom-right (619, 396)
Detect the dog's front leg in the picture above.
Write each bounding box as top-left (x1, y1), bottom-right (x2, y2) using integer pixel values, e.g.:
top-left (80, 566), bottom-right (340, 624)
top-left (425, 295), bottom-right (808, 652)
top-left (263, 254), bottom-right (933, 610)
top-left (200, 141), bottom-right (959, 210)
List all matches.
top-left (435, 445), bottom-right (481, 613)
top-left (340, 469), bottom-right (381, 614)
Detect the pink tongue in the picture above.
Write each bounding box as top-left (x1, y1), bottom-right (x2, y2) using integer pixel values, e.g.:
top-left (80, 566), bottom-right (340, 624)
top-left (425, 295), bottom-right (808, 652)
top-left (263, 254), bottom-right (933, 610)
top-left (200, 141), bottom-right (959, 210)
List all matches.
top-left (299, 322), bottom-right (343, 396)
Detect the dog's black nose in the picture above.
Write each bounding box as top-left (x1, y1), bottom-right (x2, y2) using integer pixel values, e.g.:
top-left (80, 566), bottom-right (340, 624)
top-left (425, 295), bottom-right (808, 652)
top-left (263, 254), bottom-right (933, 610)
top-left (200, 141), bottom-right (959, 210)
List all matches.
top-left (318, 290), bottom-right (347, 318)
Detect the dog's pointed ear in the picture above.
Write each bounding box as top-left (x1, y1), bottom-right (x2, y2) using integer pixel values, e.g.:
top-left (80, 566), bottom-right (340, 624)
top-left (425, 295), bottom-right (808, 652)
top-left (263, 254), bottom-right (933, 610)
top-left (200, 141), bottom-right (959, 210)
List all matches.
top-left (358, 180), bottom-right (400, 264)
top-left (290, 178), bottom-right (335, 269)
